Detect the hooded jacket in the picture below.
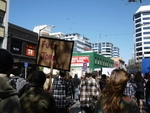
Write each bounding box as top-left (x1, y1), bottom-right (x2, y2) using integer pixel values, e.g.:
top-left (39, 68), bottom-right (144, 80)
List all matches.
top-left (0, 74), bottom-right (22, 113)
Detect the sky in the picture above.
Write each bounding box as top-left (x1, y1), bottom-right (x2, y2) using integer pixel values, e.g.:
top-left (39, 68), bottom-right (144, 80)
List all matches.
top-left (9, 0), bottom-right (150, 64)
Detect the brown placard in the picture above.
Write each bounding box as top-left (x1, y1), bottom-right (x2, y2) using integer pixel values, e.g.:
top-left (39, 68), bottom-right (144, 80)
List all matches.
top-left (36, 36), bottom-right (74, 71)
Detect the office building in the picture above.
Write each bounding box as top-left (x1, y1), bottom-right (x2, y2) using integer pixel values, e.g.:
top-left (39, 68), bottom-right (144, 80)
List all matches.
top-left (133, 5), bottom-right (150, 62)
top-left (91, 42), bottom-right (120, 58)
top-left (63, 33), bottom-right (91, 53)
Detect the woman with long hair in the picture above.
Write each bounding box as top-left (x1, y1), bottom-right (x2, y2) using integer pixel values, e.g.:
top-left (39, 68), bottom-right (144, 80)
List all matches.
top-left (95, 69), bottom-right (140, 113)
top-left (134, 71), bottom-right (146, 113)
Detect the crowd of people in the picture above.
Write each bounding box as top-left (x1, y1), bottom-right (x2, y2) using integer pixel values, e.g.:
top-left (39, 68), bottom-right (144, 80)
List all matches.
top-left (0, 48), bottom-right (150, 113)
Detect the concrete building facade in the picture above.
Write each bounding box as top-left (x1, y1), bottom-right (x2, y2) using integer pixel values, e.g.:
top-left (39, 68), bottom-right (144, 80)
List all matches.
top-left (0, 0), bottom-right (9, 49)
top-left (133, 5), bottom-right (150, 62)
top-left (63, 33), bottom-right (91, 53)
top-left (91, 42), bottom-right (120, 58)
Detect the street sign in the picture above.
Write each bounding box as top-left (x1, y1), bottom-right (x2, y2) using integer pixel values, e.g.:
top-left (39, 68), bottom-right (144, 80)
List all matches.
top-left (24, 62), bottom-right (28, 68)
top-left (82, 62), bottom-right (87, 72)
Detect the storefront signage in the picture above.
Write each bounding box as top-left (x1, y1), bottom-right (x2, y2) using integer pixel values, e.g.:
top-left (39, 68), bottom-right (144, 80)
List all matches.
top-left (71, 56), bottom-right (89, 66)
top-left (26, 44), bottom-right (35, 57)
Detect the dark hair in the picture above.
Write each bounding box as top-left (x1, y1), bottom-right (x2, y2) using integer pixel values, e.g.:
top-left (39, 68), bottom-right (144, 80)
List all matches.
top-left (0, 49), bottom-right (14, 75)
top-left (85, 72), bottom-right (92, 78)
top-left (134, 71), bottom-right (144, 82)
top-left (74, 74), bottom-right (78, 78)
top-left (31, 71), bottom-right (46, 87)
top-left (99, 69), bottom-right (128, 113)
top-left (101, 74), bottom-right (106, 79)
top-left (59, 70), bottom-right (66, 77)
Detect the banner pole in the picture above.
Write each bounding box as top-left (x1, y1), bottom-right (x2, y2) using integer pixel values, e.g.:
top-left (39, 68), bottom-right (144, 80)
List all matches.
top-left (48, 43), bottom-right (56, 91)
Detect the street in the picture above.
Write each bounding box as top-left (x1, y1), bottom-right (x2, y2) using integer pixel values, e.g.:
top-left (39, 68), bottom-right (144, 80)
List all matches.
top-left (71, 101), bottom-right (81, 113)
top-left (70, 100), bottom-right (150, 113)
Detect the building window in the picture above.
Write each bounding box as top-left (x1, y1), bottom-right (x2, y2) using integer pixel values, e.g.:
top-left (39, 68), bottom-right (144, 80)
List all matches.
top-left (143, 22), bottom-right (150, 25)
top-left (10, 38), bottom-right (23, 54)
top-left (137, 52), bottom-right (142, 56)
top-left (143, 27), bottom-right (150, 30)
top-left (95, 58), bottom-right (97, 64)
top-left (144, 52), bottom-right (150, 54)
top-left (0, 12), bottom-right (4, 25)
top-left (143, 32), bottom-right (150, 35)
top-left (136, 47), bottom-right (142, 51)
top-left (100, 59), bottom-right (102, 65)
top-left (136, 28), bottom-right (141, 32)
top-left (98, 58), bottom-right (99, 64)
top-left (136, 37), bottom-right (142, 42)
top-left (136, 33), bottom-right (141, 37)
top-left (134, 13), bottom-right (141, 19)
top-left (136, 42), bottom-right (142, 46)
top-left (144, 42), bottom-right (150, 44)
top-left (143, 12), bottom-right (150, 15)
top-left (135, 23), bottom-right (141, 28)
top-left (143, 17), bottom-right (150, 20)
top-left (144, 37), bottom-right (150, 39)
top-left (135, 19), bottom-right (141, 23)
top-left (144, 46), bottom-right (150, 49)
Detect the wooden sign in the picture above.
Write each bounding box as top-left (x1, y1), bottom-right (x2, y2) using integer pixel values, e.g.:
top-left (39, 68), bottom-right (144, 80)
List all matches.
top-left (36, 36), bottom-right (74, 71)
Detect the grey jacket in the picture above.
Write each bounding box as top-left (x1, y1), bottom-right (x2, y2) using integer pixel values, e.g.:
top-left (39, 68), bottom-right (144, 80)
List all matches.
top-left (0, 74), bottom-right (22, 113)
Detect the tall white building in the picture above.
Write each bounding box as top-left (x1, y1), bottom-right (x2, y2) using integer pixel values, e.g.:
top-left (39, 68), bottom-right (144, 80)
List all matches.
top-left (113, 46), bottom-right (120, 58)
top-left (91, 42), bottom-right (120, 58)
top-left (133, 5), bottom-right (150, 62)
top-left (63, 33), bottom-right (91, 53)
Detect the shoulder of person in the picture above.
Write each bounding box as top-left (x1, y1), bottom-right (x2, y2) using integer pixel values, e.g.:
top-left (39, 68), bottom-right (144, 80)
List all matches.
top-left (122, 96), bottom-right (137, 104)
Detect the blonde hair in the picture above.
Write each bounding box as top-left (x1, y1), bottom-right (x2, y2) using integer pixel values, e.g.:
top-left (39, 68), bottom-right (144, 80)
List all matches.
top-left (99, 69), bottom-right (128, 113)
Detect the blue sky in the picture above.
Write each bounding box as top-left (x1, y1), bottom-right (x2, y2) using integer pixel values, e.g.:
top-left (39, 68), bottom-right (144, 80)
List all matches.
top-left (9, 0), bottom-right (150, 64)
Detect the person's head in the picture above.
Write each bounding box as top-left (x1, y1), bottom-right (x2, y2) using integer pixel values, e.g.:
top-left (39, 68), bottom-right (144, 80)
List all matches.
top-left (74, 74), bottom-right (78, 78)
top-left (31, 70), bottom-right (46, 87)
top-left (99, 69), bottom-right (128, 112)
top-left (108, 69), bottom-right (128, 90)
top-left (101, 74), bottom-right (106, 79)
top-left (59, 70), bottom-right (66, 77)
top-left (0, 49), bottom-right (14, 77)
top-left (134, 71), bottom-right (144, 82)
top-left (85, 72), bottom-right (92, 78)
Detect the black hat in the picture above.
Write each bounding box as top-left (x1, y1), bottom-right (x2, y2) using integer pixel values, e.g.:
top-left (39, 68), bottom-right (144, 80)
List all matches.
top-left (31, 71), bottom-right (46, 87)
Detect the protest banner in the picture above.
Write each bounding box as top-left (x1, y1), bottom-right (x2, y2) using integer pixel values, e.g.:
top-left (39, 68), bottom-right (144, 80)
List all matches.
top-left (36, 36), bottom-right (74, 71)
top-left (36, 36), bottom-right (74, 90)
